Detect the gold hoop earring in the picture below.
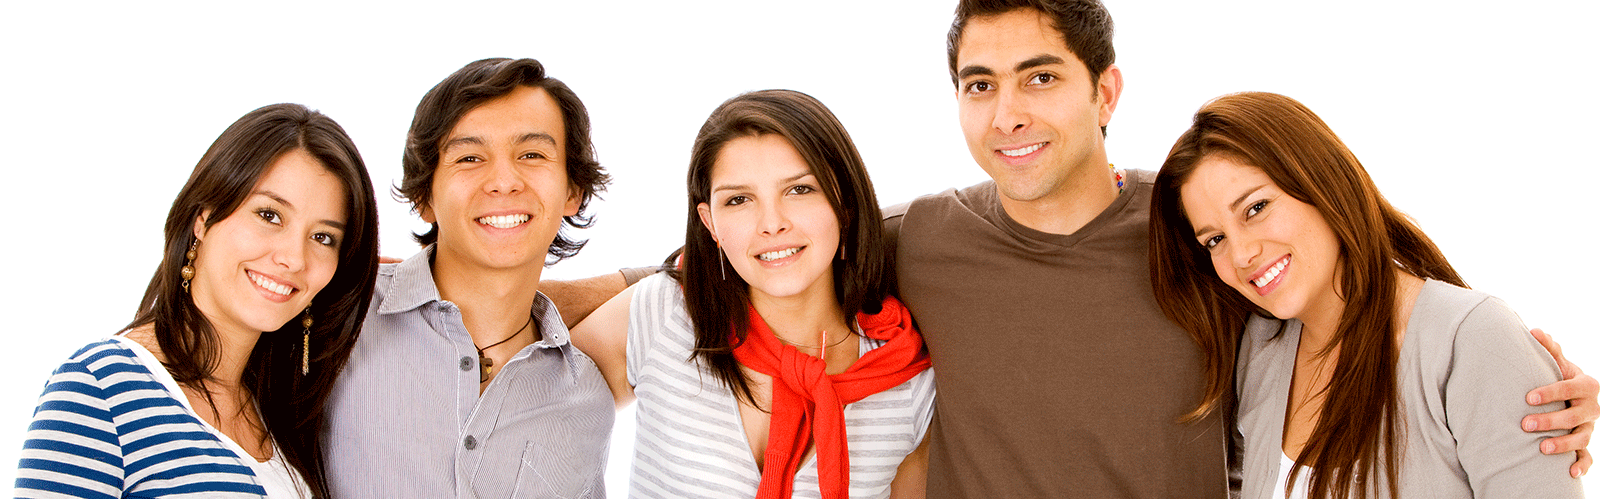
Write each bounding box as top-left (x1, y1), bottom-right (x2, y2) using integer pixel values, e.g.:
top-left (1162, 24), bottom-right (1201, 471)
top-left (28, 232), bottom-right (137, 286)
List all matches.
top-left (180, 240), bottom-right (198, 293)
top-left (301, 307), bottom-right (313, 375)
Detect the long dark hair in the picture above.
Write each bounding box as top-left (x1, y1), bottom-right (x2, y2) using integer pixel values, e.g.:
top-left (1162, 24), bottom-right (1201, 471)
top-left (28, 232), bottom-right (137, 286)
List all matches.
top-left (677, 89), bottom-right (887, 406)
top-left (1150, 92), bottom-right (1464, 498)
top-left (129, 103), bottom-right (380, 497)
top-left (396, 57), bottom-right (609, 263)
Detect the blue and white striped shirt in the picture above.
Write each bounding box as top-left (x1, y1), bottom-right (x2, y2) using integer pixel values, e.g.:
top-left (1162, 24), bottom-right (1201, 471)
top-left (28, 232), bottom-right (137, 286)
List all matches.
top-left (15, 338), bottom-right (274, 498)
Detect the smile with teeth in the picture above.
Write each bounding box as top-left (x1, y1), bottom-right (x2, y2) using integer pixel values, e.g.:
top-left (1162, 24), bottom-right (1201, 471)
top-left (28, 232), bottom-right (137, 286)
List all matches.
top-left (248, 270), bottom-right (296, 296)
top-left (1000, 143), bottom-right (1044, 157)
top-left (1252, 257), bottom-right (1289, 288)
top-left (477, 214), bottom-right (530, 229)
top-left (758, 247), bottom-right (801, 261)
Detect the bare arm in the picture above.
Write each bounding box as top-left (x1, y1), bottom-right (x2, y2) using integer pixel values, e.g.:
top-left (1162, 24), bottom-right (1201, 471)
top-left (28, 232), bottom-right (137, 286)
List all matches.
top-left (569, 283), bottom-right (638, 410)
top-left (1523, 328), bottom-right (1597, 477)
top-left (887, 437), bottom-right (929, 499)
top-left (544, 272), bottom-right (632, 329)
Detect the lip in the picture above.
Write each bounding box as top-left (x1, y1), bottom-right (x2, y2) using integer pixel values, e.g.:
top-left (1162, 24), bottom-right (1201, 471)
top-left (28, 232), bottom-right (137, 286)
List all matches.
top-left (752, 244), bottom-right (806, 267)
top-left (994, 141), bottom-right (1048, 165)
top-left (246, 269), bottom-right (298, 303)
top-left (1247, 255), bottom-right (1290, 297)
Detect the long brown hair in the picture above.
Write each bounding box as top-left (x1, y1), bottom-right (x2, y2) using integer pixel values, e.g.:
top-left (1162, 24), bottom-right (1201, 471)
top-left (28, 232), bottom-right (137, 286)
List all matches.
top-left (1150, 92), bottom-right (1464, 498)
top-left (677, 89), bottom-right (887, 406)
top-left (130, 103), bottom-right (380, 497)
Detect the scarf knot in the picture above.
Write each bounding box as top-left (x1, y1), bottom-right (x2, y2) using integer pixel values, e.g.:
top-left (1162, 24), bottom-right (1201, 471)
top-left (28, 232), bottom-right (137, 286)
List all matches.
top-left (732, 296), bottom-right (930, 499)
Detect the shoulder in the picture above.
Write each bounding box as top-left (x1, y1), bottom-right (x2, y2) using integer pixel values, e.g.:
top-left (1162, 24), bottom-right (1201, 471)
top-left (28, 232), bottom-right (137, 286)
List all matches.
top-left (1411, 281), bottom-right (1525, 344)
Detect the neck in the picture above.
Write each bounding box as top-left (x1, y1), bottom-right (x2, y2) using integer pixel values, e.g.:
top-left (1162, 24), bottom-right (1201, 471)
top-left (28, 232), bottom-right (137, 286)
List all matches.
top-left (431, 250), bottom-right (544, 347)
top-left (197, 320), bottom-right (264, 390)
top-left (748, 281), bottom-right (851, 350)
top-left (997, 154), bottom-right (1120, 235)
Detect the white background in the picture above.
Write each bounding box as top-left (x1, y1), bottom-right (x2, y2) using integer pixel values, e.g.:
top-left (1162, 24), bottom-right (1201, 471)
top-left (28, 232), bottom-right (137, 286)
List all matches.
top-left (2, 0), bottom-right (1596, 493)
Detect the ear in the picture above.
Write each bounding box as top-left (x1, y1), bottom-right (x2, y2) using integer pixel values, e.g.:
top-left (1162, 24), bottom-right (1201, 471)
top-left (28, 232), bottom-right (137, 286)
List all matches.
top-left (417, 201), bottom-right (435, 224)
top-left (563, 183), bottom-right (582, 217)
top-left (1095, 64), bottom-right (1124, 128)
top-left (696, 202), bottom-right (718, 244)
top-left (192, 210), bottom-right (211, 241)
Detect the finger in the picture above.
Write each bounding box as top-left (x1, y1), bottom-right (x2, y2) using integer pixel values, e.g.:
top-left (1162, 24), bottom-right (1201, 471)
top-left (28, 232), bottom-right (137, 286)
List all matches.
top-left (1527, 375), bottom-right (1599, 407)
top-left (1524, 400), bottom-right (1600, 433)
top-left (1573, 449), bottom-right (1592, 478)
top-left (379, 255), bottom-right (404, 264)
top-left (1539, 422), bottom-right (1593, 454)
top-left (1531, 328), bottom-right (1580, 380)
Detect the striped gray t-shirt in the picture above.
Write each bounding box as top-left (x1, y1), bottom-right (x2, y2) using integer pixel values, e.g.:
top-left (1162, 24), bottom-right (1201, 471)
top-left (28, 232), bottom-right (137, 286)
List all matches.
top-left (625, 274), bottom-right (936, 498)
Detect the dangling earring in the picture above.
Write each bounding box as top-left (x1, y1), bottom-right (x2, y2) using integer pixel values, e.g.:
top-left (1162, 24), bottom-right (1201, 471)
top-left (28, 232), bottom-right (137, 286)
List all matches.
top-left (180, 240), bottom-right (198, 293)
top-left (717, 245), bottom-right (728, 281)
top-left (300, 307), bottom-right (313, 375)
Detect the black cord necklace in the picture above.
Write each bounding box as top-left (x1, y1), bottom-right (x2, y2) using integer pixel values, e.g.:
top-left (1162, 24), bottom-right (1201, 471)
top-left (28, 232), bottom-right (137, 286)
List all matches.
top-left (476, 315), bottom-right (533, 383)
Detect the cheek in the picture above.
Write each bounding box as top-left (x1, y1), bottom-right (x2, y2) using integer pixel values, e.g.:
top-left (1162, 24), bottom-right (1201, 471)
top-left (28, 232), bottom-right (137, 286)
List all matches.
top-left (306, 251), bottom-right (341, 296)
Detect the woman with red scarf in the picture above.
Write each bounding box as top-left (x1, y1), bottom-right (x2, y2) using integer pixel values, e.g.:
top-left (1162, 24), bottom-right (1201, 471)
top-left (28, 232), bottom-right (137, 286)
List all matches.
top-left (572, 89), bottom-right (934, 499)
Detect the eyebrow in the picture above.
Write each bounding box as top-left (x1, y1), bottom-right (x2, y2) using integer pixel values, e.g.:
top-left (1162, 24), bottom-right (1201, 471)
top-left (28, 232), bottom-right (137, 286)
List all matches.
top-left (440, 132), bottom-right (557, 152)
top-left (956, 54), bottom-right (1067, 81)
top-left (1230, 185), bottom-right (1267, 212)
top-left (254, 190), bottom-right (346, 230)
top-left (710, 171), bottom-right (815, 194)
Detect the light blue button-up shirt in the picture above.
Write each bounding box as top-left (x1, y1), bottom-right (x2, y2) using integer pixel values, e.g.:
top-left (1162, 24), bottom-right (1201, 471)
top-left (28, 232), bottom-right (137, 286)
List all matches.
top-left (325, 246), bottom-right (613, 498)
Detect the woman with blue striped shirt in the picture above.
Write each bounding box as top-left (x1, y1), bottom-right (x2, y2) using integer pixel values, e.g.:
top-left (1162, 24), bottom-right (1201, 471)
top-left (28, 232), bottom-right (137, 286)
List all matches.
top-left (15, 103), bottom-right (380, 498)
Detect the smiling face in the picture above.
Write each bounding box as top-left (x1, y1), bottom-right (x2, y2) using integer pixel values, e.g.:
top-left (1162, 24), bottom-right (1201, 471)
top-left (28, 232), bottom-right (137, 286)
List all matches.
top-left (955, 8), bottom-right (1118, 206)
top-left (422, 85), bottom-right (580, 272)
top-left (697, 134), bottom-right (841, 304)
top-left (189, 148), bottom-right (347, 337)
top-left (1180, 155), bottom-right (1345, 325)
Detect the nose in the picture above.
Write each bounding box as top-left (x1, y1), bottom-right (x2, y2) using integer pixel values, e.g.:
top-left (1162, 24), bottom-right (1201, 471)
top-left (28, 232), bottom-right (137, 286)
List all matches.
top-left (758, 198), bottom-right (792, 236)
top-left (991, 87), bottom-right (1029, 135)
top-left (1229, 232), bottom-right (1262, 271)
top-left (484, 156), bottom-right (525, 195)
top-left (273, 233), bottom-right (308, 274)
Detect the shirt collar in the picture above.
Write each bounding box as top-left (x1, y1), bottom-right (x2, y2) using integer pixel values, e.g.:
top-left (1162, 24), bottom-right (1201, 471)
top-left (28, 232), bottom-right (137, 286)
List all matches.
top-left (375, 245), bottom-right (443, 315)
top-left (374, 245), bottom-right (574, 350)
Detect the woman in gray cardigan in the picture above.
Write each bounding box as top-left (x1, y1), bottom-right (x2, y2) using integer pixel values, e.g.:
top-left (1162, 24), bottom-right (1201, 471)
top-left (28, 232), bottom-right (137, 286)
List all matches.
top-left (1148, 91), bottom-right (1583, 498)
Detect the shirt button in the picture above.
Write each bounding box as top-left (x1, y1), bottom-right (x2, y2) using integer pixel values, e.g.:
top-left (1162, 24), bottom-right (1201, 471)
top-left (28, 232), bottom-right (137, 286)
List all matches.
top-left (463, 435), bottom-right (478, 450)
top-left (459, 356), bottom-right (473, 371)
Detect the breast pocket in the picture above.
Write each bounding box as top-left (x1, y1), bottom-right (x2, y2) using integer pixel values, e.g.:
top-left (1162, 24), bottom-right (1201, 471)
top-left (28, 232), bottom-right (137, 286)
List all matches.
top-left (509, 441), bottom-right (600, 499)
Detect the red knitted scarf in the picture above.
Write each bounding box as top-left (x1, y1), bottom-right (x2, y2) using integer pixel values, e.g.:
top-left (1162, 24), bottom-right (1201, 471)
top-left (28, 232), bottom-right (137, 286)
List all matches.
top-left (732, 295), bottom-right (931, 499)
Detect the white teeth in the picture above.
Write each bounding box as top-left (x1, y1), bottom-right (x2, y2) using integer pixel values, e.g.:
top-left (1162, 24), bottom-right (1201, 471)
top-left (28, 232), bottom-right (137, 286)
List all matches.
top-left (477, 214), bottom-right (530, 229)
top-left (758, 247), bottom-right (800, 261)
top-left (1000, 143), bottom-right (1043, 157)
top-left (249, 271), bottom-right (294, 296)
top-left (1253, 257), bottom-right (1290, 288)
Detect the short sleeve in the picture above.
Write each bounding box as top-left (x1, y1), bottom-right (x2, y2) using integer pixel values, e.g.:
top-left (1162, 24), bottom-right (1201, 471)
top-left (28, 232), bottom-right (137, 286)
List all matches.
top-left (1444, 296), bottom-right (1583, 497)
top-left (626, 273), bottom-right (683, 387)
top-left (15, 347), bottom-right (126, 499)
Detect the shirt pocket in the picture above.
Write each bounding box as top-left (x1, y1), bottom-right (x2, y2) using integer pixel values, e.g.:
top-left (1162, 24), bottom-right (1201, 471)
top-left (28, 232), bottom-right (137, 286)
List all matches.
top-left (509, 441), bottom-right (600, 499)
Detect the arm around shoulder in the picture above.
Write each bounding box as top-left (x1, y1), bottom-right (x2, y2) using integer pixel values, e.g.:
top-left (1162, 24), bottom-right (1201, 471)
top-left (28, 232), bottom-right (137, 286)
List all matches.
top-left (1445, 297), bottom-right (1584, 496)
top-left (570, 283), bottom-right (638, 410)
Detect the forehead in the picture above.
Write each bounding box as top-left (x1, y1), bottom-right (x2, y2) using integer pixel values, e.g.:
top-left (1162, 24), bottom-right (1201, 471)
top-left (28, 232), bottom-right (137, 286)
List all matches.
top-left (710, 134), bottom-right (811, 183)
top-left (447, 85), bottom-right (565, 150)
top-left (956, 8), bottom-right (1083, 71)
top-left (1181, 156), bottom-right (1269, 211)
top-left (256, 149), bottom-right (348, 215)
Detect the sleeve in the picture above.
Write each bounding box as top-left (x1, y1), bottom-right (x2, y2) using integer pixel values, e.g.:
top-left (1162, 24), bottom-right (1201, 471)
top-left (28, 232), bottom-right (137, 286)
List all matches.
top-left (1444, 296), bottom-right (1583, 497)
top-left (626, 273), bottom-right (674, 387)
top-left (14, 356), bottom-right (125, 499)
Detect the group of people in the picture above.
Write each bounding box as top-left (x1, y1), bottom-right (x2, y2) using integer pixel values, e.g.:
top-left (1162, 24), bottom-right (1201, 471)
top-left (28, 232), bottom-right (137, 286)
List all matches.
top-left (14, 0), bottom-right (1596, 498)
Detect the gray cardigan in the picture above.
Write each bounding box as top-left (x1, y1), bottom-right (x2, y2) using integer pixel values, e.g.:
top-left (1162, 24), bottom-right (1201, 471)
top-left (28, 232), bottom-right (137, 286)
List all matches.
top-left (1234, 280), bottom-right (1583, 498)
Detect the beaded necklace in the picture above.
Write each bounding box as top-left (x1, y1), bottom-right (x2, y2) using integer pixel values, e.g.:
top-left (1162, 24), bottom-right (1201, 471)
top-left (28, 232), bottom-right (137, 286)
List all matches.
top-left (1111, 162), bottom-right (1125, 195)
